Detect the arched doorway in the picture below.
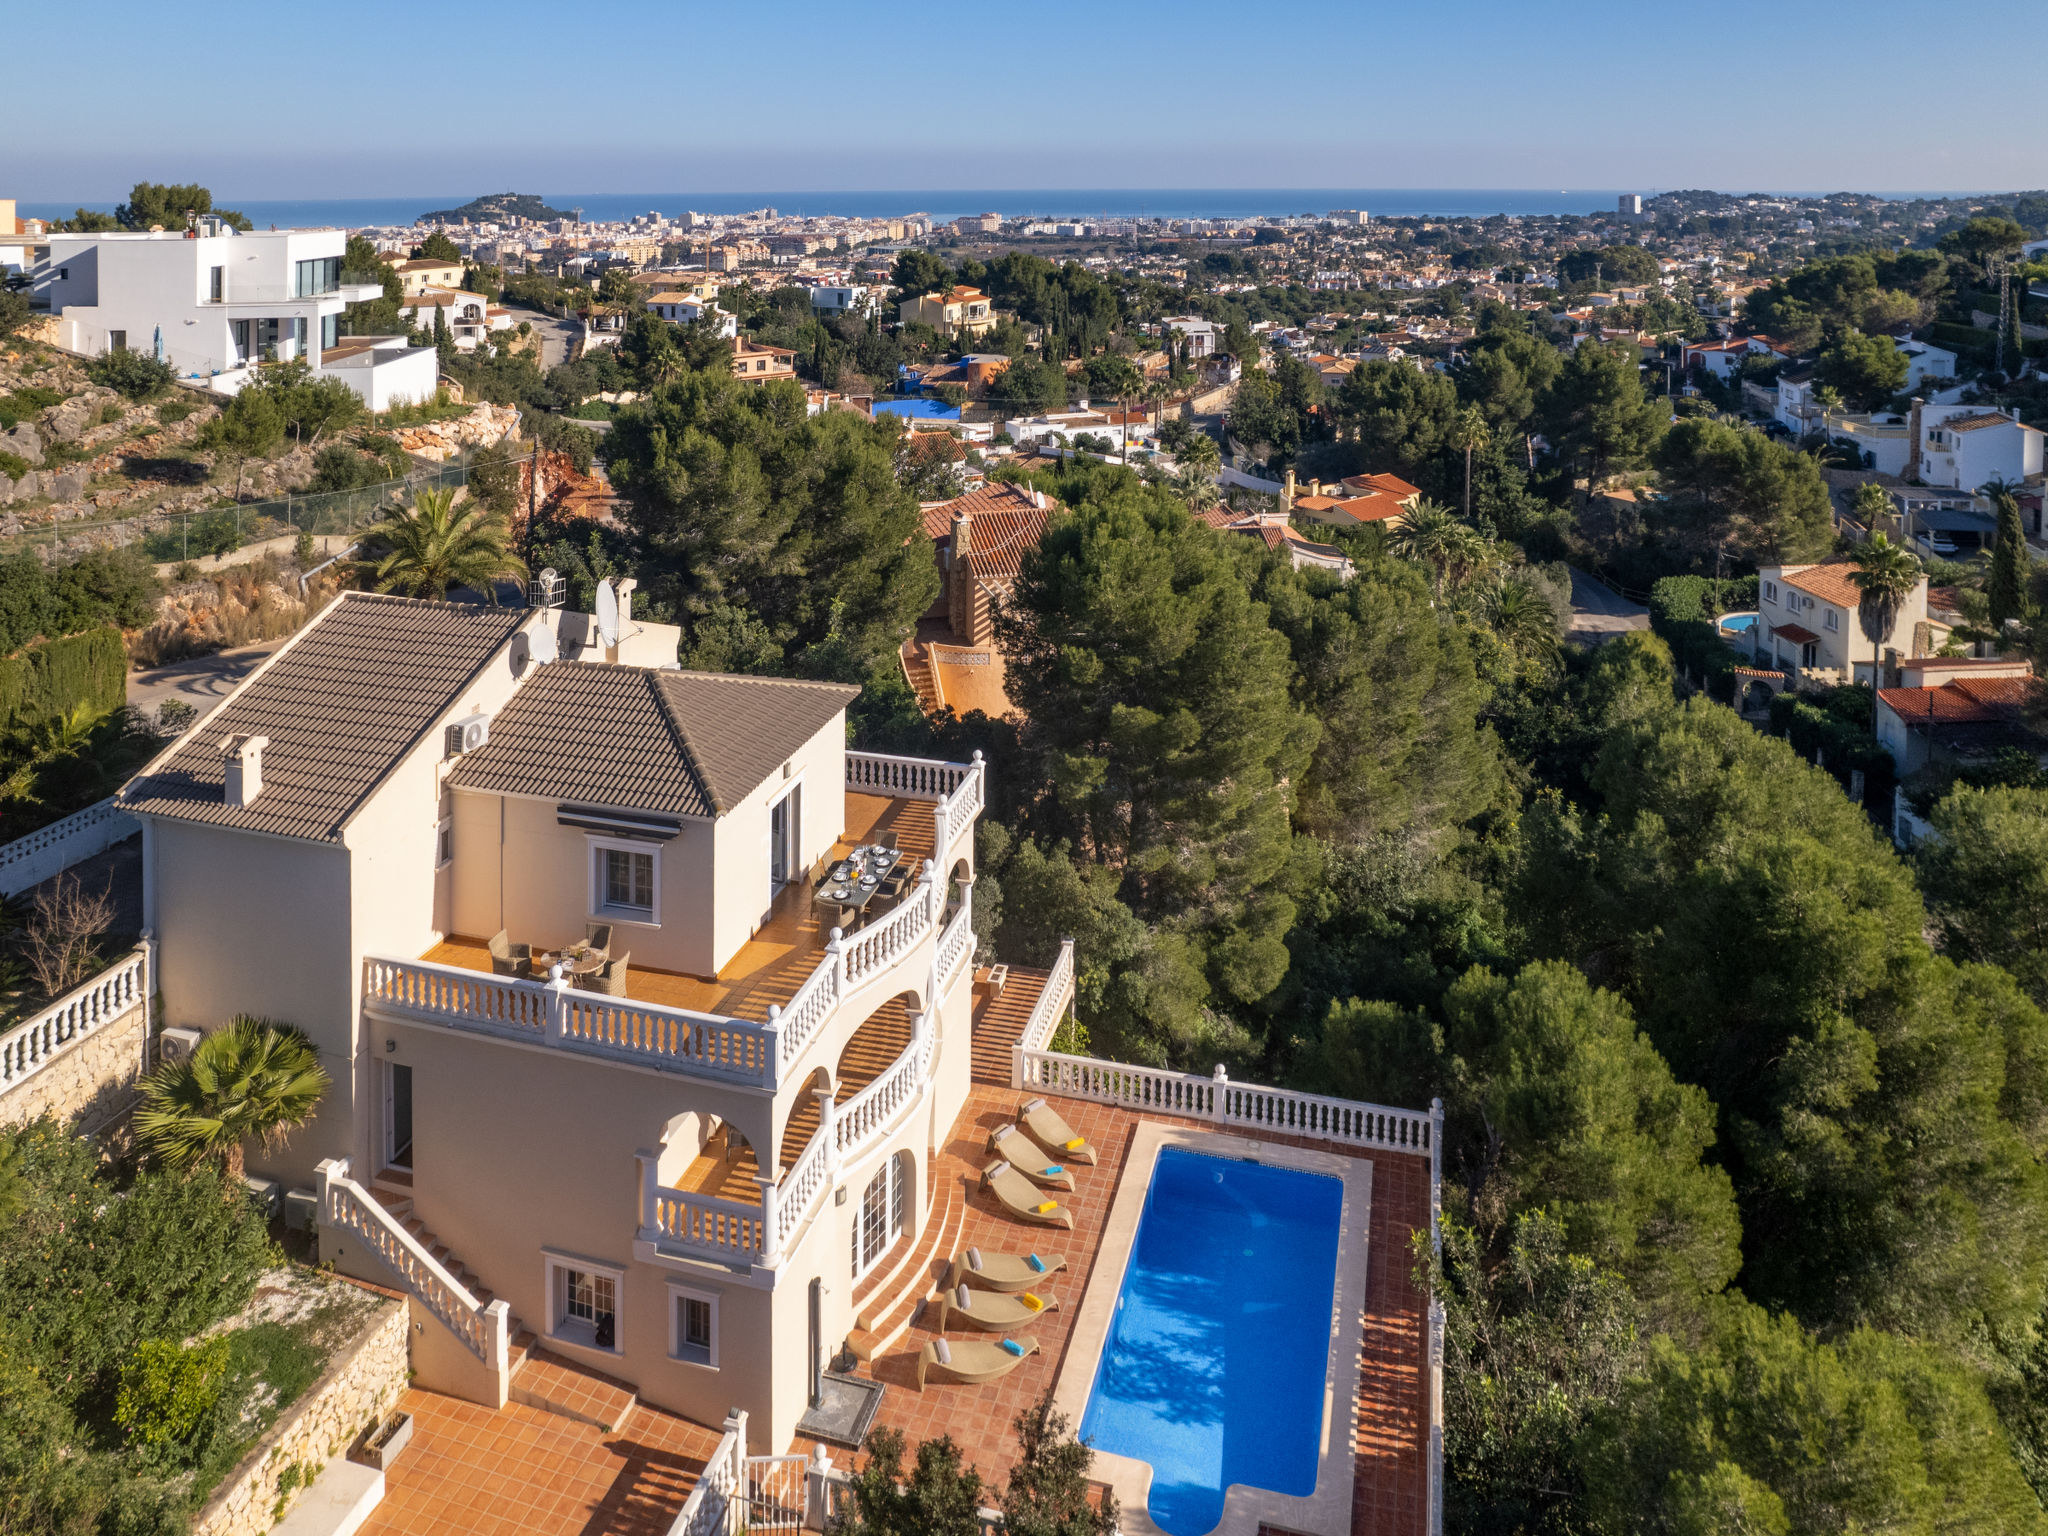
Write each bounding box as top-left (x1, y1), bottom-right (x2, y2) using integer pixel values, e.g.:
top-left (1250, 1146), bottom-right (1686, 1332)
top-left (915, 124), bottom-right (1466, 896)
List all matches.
top-left (850, 1149), bottom-right (913, 1281)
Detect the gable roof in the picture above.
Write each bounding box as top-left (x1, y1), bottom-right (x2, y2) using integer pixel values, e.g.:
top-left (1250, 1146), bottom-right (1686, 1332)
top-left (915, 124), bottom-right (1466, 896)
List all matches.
top-left (448, 664), bottom-right (858, 817)
top-left (118, 593), bottom-right (527, 844)
top-left (1340, 471), bottom-right (1422, 501)
top-left (919, 482), bottom-right (1061, 585)
top-left (1877, 675), bottom-right (2037, 724)
top-left (1781, 558), bottom-right (1894, 611)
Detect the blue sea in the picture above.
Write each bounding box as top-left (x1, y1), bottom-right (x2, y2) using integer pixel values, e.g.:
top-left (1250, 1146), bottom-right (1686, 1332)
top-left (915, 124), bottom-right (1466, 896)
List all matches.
top-left (18, 187), bottom-right (1730, 230)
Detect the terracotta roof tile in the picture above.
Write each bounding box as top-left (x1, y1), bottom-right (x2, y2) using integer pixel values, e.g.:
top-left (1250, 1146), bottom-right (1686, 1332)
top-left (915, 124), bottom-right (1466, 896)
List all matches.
top-left (1782, 558), bottom-right (1885, 611)
top-left (1877, 676), bottom-right (2036, 723)
top-left (1771, 622), bottom-right (1820, 644)
top-left (448, 664), bottom-right (858, 817)
top-left (119, 593), bottom-right (526, 844)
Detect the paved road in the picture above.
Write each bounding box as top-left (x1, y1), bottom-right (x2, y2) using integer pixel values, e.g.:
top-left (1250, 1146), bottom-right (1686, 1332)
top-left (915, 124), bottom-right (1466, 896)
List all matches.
top-left (514, 308), bottom-right (581, 370)
top-left (128, 639), bottom-right (290, 728)
top-left (1566, 568), bottom-right (1650, 644)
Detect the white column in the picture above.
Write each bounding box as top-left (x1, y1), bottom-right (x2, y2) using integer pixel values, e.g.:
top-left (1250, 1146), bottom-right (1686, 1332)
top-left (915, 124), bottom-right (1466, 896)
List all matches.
top-left (818, 1085), bottom-right (840, 1173)
top-left (758, 1174), bottom-right (782, 1265)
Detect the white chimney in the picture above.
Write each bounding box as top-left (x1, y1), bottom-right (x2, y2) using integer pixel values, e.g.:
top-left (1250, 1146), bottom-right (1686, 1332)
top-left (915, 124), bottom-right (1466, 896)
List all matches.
top-left (223, 734), bottom-right (269, 808)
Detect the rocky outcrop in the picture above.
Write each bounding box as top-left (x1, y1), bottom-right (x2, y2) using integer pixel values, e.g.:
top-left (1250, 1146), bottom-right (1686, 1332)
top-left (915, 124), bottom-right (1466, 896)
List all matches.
top-left (392, 401), bottom-right (522, 462)
top-left (2, 425), bottom-right (41, 465)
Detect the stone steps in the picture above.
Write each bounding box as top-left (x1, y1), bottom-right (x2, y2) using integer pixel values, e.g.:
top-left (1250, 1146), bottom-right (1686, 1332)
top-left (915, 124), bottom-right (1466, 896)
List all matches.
top-left (846, 1169), bottom-right (966, 1361)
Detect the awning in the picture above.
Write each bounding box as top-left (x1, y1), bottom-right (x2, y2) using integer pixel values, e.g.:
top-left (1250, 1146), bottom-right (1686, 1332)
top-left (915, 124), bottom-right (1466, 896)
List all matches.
top-left (1772, 623), bottom-right (1819, 644)
top-left (556, 805), bottom-right (683, 841)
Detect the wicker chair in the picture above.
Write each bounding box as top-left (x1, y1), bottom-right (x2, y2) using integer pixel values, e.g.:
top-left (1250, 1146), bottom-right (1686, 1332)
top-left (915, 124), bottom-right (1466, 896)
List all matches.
top-left (584, 923), bottom-right (614, 960)
top-left (574, 951), bottom-right (630, 997)
top-left (487, 929), bottom-right (531, 977)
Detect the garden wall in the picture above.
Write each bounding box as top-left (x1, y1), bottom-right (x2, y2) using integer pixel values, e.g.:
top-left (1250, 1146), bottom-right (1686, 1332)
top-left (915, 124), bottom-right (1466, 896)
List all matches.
top-left (0, 944), bottom-right (153, 1135)
top-left (192, 1295), bottom-right (408, 1536)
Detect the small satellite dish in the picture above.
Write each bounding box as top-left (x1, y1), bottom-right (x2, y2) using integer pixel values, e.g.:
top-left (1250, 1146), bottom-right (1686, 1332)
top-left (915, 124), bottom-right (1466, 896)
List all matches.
top-left (596, 578), bottom-right (619, 648)
top-left (530, 622), bottom-right (558, 664)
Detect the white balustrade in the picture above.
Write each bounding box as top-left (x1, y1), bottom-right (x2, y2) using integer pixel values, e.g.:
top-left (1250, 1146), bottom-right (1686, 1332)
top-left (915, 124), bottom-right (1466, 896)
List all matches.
top-left (0, 943), bottom-right (149, 1093)
top-left (844, 751), bottom-right (973, 801)
top-left (643, 1183), bottom-right (767, 1263)
top-left (0, 796), bottom-right (141, 898)
top-left (775, 1124), bottom-right (833, 1254)
top-left (833, 1028), bottom-right (926, 1161)
top-left (363, 956), bottom-right (775, 1088)
top-left (934, 883), bottom-right (974, 991)
top-left (842, 868), bottom-right (935, 986)
top-left (670, 1412), bottom-right (748, 1536)
top-left (1015, 1048), bottom-right (1437, 1156)
top-left (1017, 938), bottom-right (1074, 1056)
top-left (316, 1157), bottom-right (510, 1370)
top-left (932, 753), bottom-right (985, 861)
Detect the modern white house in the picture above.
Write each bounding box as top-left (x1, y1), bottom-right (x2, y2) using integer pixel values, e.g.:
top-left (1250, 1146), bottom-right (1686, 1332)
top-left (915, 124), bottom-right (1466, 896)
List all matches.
top-left (649, 294), bottom-right (738, 338)
top-left (32, 222), bottom-right (435, 409)
top-left (808, 285), bottom-right (874, 319)
top-left (1911, 403), bottom-right (2046, 492)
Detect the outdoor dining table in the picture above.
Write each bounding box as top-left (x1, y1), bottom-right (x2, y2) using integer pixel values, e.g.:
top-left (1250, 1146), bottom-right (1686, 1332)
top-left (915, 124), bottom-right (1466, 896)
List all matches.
top-left (533, 946), bottom-right (604, 979)
top-left (815, 845), bottom-right (901, 925)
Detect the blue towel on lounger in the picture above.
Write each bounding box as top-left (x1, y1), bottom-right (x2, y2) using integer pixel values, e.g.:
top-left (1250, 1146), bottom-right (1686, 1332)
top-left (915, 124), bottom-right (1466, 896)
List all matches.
top-left (1026, 1253), bottom-right (1046, 1272)
top-left (1000, 1338), bottom-right (1026, 1357)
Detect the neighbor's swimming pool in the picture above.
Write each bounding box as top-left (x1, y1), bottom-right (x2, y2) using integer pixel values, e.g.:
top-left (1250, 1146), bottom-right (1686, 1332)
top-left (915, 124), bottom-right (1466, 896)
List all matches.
top-left (1079, 1148), bottom-right (1344, 1536)
top-left (1720, 612), bottom-right (1759, 633)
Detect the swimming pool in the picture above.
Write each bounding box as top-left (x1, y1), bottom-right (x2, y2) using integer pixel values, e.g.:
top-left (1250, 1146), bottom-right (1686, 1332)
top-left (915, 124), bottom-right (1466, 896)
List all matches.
top-left (1720, 611), bottom-right (1759, 633)
top-left (1078, 1148), bottom-right (1344, 1536)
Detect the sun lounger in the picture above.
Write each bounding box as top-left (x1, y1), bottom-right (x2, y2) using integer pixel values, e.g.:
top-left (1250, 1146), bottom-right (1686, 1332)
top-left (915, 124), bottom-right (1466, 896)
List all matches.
top-left (1017, 1097), bottom-right (1096, 1166)
top-left (934, 1280), bottom-right (1058, 1332)
top-left (915, 1334), bottom-right (1040, 1390)
top-left (985, 1124), bottom-right (1076, 1190)
top-left (946, 1247), bottom-right (1068, 1294)
top-left (982, 1160), bottom-right (1074, 1229)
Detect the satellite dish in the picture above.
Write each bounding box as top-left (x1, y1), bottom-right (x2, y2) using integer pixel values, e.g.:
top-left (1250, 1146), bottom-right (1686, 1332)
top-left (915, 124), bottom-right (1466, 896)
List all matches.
top-left (530, 621), bottom-right (558, 664)
top-left (596, 578), bottom-right (619, 649)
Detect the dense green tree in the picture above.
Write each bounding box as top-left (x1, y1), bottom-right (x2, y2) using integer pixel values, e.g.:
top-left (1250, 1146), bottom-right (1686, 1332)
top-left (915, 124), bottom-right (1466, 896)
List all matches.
top-left (1258, 552), bottom-right (1501, 848)
top-left (1921, 785), bottom-right (2048, 1007)
top-left (1814, 326), bottom-right (1909, 411)
top-left (1000, 1400), bottom-right (1119, 1536)
top-left (997, 490), bottom-right (1318, 1058)
top-left (1440, 961), bottom-right (1742, 1319)
top-left (1334, 358), bottom-right (1460, 477)
top-left (1427, 1211), bottom-right (1648, 1536)
top-left (1529, 699), bottom-right (2048, 1342)
top-left (1651, 417), bottom-right (1834, 561)
top-left (1585, 1301), bottom-right (2048, 1535)
top-left (1456, 329), bottom-right (1563, 438)
top-left (1539, 341), bottom-right (1664, 492)
top-left (1942, 215), bottom-right (2029, 280)
top-left (607, 369), bottom-right (939, 679)
top-left (1742, 252), bottom-right (1951, 349)
top-left (116, 181), bottom-right (249, 232)
top-left (413, 230), bottom-right (462, 263)
top-left (842, 1427), bottom-right (986, 1536)
top-left (989, 355), bottom-right (1070, 415)
top-left (889, 250), bottom-right (953, 300)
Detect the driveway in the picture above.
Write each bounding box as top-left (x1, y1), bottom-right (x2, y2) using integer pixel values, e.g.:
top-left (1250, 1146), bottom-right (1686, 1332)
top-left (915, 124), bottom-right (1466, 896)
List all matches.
top-left (506, 306), bottom-right (580, 370)
top-left (1566, 568), bottom-right (1650, 644)
top-left (128, 639), bottom-right (289, 728)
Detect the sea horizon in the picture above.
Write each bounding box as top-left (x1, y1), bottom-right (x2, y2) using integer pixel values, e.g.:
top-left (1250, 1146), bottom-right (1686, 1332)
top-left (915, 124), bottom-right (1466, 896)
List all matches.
top-left (15, 186), bottom-right (2001, 231)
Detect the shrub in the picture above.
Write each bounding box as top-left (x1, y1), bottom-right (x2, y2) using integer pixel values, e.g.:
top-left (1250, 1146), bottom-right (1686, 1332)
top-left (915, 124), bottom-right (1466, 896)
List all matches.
top-left (307, 443), bottom-right (388, 494)
top-left (155, 398), bottom-right (198, 426)
top-left (0, 628), bottom-right (128, 732)
top-left (155, 698), bottom-right (197, 734)
top-left (115, 1337), bottom-right (231, 1448)
top-left (0, 450), bottom-right (27, 481)
top-left (88, 350), bottom-right (178, 402)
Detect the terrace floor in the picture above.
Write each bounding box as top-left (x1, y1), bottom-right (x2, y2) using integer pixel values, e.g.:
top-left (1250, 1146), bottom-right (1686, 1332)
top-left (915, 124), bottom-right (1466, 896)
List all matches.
top-left (798, 999), bottom-right (1434, 1536)
top-left (422, 790), bottom-right (941, 1023)
top-left (354, 1388), bottom-right (723, 1536)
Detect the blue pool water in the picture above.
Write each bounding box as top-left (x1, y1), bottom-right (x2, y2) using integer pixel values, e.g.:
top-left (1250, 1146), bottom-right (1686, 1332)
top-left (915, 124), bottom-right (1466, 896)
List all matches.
top-left (1721, 612), bottom-right (1758, 632)
top-left (1079, 1148), bottom-right (1344, 1536)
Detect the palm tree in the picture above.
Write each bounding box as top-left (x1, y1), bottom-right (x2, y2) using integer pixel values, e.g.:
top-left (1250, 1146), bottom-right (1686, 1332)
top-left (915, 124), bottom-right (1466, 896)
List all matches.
top-left (1454, 405), bottom-right (1489, 521)
top-left (1389, 499), bottom-right (1460, 596)
top-left (1846, 532), bottom-right (1922, 730)
top-left (372, 487), bottom-right (528, 602)
top-left (1169, 465), bottom-right (1220, 513)
top-left (1483, 571), bottom-right (1563, 662)
top-left (135, 1016), bottom-right (331, 1184)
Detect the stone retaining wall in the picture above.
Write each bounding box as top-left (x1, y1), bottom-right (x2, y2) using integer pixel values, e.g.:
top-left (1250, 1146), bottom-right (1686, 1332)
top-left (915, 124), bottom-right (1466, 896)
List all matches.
top-left (193, 1295), bottom-right (408, 1536)
top-left (0, 999), bottom-right (148, 1135)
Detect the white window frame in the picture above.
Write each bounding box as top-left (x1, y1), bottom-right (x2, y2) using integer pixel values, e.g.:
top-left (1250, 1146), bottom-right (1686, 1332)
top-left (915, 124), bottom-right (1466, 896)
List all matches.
top-left (1762, 580), bottom-right (1777, 604)
top-left (668, 1282), bottom-right (720, 1369)
top-left (1824, 609), bottom-right (1839, 632)
top-left (542, 1250), bottom-right (625, 1356)
top-left (435, 815), bottom-right (453, 870)
top-left (587, 835), bottom-right (660, 927)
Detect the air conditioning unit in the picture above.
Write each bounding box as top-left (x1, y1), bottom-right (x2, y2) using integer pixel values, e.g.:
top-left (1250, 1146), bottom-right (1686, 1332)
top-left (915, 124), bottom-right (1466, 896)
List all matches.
top-left (159, 1026), bottom-right (203, 1066)
top-left (445, 713), bottom-right (490, 758)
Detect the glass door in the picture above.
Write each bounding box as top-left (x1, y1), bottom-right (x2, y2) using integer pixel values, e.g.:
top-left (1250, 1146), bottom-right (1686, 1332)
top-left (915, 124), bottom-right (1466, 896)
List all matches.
top-left (383, 1061), bottom-right (413, 1170)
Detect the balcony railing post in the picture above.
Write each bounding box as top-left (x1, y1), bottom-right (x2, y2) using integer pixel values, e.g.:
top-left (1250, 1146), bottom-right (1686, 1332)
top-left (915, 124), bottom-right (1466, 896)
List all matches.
top-left (1209, 1063), bottom-right (1230, 1124)
top-left (818, 1086), bottom-right (840, 1175)
top-left (827, 928), bottom-right (845, 993)
top-left (759, 1175), bottom-right (782, 1266)
top-left (545, 968), bottom-right (571, 1043)
top-left (638, 1149), bottom-right (661, 1241)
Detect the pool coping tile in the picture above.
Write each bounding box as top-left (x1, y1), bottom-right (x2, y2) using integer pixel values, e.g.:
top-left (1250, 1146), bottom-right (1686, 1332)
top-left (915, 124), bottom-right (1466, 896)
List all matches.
top-left (1048, 1123), bottom-right (1371, 1536)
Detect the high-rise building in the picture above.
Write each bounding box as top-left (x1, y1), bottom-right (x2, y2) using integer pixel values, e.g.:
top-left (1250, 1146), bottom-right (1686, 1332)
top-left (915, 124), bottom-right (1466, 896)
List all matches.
top-left (1619, 194), bottom-right (1644, 216)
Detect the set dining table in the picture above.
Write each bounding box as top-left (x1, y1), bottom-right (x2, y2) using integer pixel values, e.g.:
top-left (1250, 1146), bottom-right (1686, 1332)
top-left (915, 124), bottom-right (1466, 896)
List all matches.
top-left (815, 844), bottom-right (902, 925)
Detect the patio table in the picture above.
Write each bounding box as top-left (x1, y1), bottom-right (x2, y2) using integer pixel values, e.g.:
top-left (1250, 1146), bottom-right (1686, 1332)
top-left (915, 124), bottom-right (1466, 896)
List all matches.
top-left (815, 845), bottom-right (902, 924)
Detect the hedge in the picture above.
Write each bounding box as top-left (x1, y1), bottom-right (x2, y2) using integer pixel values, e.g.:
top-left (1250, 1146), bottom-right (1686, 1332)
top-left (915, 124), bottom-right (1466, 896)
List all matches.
top-left (1647, 575), bottom-right (1757, 689)
top-left (1922, 321), bottom-right (2048, 364)
top-left (0, 627), bottom-right (128, 732)
top-left (1769, 687), bottom-right (1896, 816)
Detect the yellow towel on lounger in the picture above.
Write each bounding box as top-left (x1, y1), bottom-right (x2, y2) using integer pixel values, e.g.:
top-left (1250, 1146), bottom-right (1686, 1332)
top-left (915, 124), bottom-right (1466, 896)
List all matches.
top-left (1022, 1293), bottom-right (1045, 1311)
top-left (1065, 1137), bottom-right (1085, 1150)
top-left (1035, 1201), bottom-right (1057, 1214)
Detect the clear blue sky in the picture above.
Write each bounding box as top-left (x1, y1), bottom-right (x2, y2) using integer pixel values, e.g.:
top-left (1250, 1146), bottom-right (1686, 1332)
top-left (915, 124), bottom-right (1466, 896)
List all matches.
top-left (11, 0), bottom-right (2043, 202)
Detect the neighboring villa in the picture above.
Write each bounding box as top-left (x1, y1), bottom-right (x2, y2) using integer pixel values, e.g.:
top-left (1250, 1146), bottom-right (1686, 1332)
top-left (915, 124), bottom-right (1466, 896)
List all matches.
top-left (101, 584), bottom-right (1440, 1536)
top-left (731, 335), bottom-right (798, 384)
top-left (898, 285), bottom-right (996, 339)
top-left (31, 221), bottom-right (436, 406)
top-left (1876, 657), bottom-right (2042, 776)
top-left (900, 481), bottom-right (1060, 719)
top-left (1755, 557), bottom-right (1939, 684)
top-left (1288, 470), bottom-right (1423, 532)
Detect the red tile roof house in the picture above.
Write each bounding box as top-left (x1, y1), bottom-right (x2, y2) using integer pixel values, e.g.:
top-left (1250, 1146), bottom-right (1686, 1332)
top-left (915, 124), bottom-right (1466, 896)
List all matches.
top-left (108, 588), bottom-right (1441, 1536)
top-left (1875, 659), bottom-right (2042, 776)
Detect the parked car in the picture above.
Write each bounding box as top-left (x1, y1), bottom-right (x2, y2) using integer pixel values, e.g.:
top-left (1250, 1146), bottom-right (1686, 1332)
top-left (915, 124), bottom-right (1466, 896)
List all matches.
top-left (1915, 530), bottom-right (1958, 556)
